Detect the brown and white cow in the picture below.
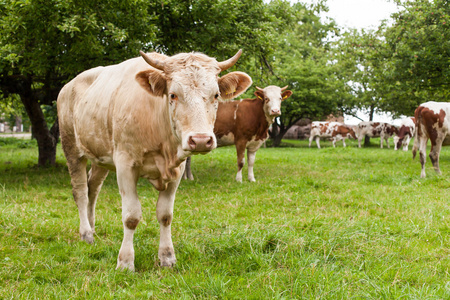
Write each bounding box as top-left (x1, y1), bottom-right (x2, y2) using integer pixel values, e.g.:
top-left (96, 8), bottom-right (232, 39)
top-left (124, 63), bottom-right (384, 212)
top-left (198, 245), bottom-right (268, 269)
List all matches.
top-left (184, 85), bottom-right (292, 182)
top-left (412, 101), bottom-right (450, 178)
top-left (309, 121), bottom-right (356, 148)
top-left (356, 121), bottom-right (398, 148)
top-left (394, 117), bottom-right (415, 151)
top-left (57, 50), bottom-right (252, 271)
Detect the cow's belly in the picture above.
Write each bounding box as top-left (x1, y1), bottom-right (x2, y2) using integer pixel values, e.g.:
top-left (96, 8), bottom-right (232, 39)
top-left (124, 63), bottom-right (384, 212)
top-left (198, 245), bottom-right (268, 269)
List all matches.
top-left (247, 138), bottom-right (265, 152)
top-left (217, 132), bottom-right (235, 147)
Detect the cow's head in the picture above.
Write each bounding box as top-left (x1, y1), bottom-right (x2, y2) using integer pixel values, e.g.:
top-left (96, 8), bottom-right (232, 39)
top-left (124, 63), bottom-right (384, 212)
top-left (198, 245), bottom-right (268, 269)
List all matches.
top-left (347, 127), bottom-right (357, 139)
top-left (136, 50), bottom-right (252, 155)
top-left (254, 85), bottom-right (292, 122)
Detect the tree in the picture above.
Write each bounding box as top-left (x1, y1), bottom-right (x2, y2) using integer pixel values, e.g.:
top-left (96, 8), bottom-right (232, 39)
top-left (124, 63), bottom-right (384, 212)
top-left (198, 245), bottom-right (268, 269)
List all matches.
top-left (378, 0), bottom-right (450, 116)
top-left (1, 0), bottom-right (304, 163)
top-left (0, 0), bottom-right (154, 166)
top-left (260, 2), bottom-right (349, 146)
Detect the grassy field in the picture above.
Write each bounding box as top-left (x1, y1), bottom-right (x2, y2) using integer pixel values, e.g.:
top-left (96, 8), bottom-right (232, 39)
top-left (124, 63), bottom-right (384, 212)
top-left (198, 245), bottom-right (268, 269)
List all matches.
top-left (1, 137), bottom-right (450, 299)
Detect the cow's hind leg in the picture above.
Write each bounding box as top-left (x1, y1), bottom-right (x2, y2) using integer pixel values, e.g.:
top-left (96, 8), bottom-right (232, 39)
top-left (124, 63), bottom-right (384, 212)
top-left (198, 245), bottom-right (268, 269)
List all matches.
top-left (429, 136), bottom-right (444, 176)
top-left (182, 156), bottom-right (194, 180)
top-left (62, 144), bottom-right (93, 243)
top-left (87, 164), bottom-right (109, 230)
top-left (115, 158), bottom-right (141, 271)
top-left (156, 179), bottom-right (180, 267)
top-left (418, 135), bottom-right (428, 178)
top-left (247, 150), bottom-right (257, 182)
top-left (315, 137), bottom-right (321, 149)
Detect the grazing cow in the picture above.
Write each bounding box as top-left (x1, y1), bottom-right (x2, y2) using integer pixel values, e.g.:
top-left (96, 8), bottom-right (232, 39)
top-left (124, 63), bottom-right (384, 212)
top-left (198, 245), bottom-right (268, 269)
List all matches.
top-left (309, 121), bottom-right (357, 148)
top-left (394, 117), bottom-right (415, 151)
top-left (57, 50), bottom-right (252, 271)
top-left (356, 121), bottom-right (398, 148)
top-left (412, 101), bottom-right (450, 178)
top-left (184, 85), bottom-right (293, 182)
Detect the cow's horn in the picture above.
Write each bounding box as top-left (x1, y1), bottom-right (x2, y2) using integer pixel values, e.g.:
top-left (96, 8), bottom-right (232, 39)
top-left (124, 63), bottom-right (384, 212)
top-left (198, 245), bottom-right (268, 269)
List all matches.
top-left (256, 86), bottom-right (264, 91)
top-left (218, 49), bottom-right (242, 71)
top-left (139, 51), bottom-right (165, 71)
top-left (280, 85), bottom-right (288, 91)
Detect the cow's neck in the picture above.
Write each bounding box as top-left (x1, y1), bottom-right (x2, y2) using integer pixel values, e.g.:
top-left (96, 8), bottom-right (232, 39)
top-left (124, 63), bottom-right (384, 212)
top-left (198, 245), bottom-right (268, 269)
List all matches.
top-left (252, 100), bottom-right (272, 138)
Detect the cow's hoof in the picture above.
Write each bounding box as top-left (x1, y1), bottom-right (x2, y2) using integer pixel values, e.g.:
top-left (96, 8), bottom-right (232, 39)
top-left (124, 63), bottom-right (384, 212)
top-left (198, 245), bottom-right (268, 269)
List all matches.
top-left (160, 257), bottom-right (176, 267)
top-left (81, 231), bottom-right (94, 244)
top-left (116, 260), bottom-right (135, 272)
top-left (248, 178), bottom-right (256, 182)
top-left (159, 247), bottom-right (176, 267)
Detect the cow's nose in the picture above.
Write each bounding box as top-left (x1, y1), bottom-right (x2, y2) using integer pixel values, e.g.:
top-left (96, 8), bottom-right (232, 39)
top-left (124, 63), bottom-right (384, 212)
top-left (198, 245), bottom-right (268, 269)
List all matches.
top-left (270, 109), bottom-right (281, 116)
top-left (188, 135), bottom-right (215, 152)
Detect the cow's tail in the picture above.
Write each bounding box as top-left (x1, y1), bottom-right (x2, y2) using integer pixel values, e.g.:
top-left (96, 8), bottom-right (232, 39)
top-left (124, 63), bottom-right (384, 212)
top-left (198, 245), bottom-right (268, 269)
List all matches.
top-left (412, 107), bottom-right (421, 159)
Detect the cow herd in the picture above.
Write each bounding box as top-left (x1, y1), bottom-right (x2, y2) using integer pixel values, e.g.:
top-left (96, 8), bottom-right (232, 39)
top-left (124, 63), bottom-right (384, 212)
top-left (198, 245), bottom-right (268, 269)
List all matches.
top-left (56, 49), bottom-right (450, 271)
top-left (308, 101), bottom-right (450, 181)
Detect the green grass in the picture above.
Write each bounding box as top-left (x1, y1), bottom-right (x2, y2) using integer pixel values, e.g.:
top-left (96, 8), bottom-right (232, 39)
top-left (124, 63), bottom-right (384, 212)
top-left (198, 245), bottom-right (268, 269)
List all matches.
top-left (1, 137), bottom-right (450, 299)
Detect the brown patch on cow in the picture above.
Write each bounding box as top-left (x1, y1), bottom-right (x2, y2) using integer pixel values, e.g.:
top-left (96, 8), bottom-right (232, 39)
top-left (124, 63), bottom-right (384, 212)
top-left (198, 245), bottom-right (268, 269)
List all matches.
top-left (125, 217), bottom-right (140, 230)
top-left (215, 98), bottom-right (269, 142)
top-left (160, 214), bottom-right (172, 227)
top-left (319, 123), bottom-right (329, 134)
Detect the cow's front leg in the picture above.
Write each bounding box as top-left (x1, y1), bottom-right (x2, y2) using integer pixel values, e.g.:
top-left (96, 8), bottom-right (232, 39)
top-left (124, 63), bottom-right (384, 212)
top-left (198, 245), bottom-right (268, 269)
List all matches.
top-left (235, 141), bottom-right (247, 182)
top-left (157, 179), bottom-right (180, 267)
top-left (247, 150), bottom-right (257, 182)
top-left (115, 161), bottom-right (141, 271)
top-left (358, 136), bottom-right (363, 148)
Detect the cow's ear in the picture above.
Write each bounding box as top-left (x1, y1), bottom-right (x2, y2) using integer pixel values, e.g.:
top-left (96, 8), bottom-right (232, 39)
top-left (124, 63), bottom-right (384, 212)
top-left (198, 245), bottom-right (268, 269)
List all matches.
top-left (135, 69), bottom-right (166, 97)
top-left (254, 90), bottom-right (264, 101)
top-left (218, 71), bottom-right (252, 100)
top-left (281, 90), bottom-right (293, 101)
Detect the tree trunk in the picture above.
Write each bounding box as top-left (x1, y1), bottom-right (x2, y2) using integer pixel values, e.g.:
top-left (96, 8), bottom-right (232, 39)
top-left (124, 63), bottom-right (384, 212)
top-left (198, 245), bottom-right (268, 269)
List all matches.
top-left (364, 105), bottom-right (375, 147)
top-left (20, 93), bottom-right (58, 167)
top-left (272, 133), bottom-right (284, 147)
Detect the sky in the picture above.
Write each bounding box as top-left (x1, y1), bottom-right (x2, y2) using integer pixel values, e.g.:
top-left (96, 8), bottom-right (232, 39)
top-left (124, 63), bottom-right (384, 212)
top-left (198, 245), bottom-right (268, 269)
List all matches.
top-left (299, 0), bottom-right (402, 124)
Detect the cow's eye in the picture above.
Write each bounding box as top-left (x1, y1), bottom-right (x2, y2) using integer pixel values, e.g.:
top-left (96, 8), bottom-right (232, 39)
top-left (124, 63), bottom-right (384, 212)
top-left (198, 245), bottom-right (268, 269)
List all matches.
top-left (214, 93), bottom-right (219, 99)
top-left (170, 94), bottom-right (178, 100)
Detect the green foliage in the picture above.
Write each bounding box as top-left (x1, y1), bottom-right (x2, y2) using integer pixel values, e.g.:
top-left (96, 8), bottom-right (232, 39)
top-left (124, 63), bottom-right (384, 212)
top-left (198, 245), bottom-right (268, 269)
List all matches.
top-left (378, 0), bottom-right (450, 116)
top-left (2, 141), bottom-right (450, 298)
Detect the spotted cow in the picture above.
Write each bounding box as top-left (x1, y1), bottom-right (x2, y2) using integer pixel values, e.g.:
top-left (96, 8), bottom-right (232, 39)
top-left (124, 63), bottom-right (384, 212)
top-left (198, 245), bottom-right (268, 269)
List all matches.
top-left (309, 121), bottom-right (357, 148)
top-left (394, 117), bottom-right (415, 151)
top-left (356, 121), bottom-right (398, 148)
top-left (412, 101), bottom-right (450, 178)
top-left (57, 50), bottom-right (252, 270)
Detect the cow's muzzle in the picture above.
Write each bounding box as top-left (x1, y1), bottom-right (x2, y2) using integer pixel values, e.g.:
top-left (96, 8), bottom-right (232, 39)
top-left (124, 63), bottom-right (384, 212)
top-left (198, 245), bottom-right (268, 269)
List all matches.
top-left (188, 135), bottom-right (215, 153)
top-left (270, 109), bottom-right (281, 116)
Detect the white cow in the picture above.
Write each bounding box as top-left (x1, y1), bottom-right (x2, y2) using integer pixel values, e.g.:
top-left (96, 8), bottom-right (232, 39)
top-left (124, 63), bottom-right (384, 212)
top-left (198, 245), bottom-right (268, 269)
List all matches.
top-left (393, 117), bottom-right (415, 151)
top-left (309, 121), bottom-right (356, 148)
top-left (356, 121), bottom-right (398, 148)
top-left (57, 50), bottom-right (252, 271)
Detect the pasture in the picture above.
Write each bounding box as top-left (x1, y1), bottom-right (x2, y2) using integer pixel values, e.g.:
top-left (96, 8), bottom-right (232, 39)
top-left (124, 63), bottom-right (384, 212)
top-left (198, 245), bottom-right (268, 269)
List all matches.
top-left (1, 137), bottom-right (450, 299)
